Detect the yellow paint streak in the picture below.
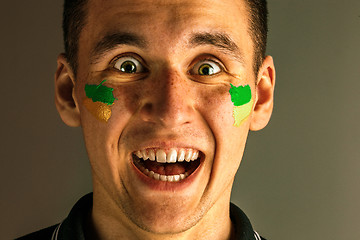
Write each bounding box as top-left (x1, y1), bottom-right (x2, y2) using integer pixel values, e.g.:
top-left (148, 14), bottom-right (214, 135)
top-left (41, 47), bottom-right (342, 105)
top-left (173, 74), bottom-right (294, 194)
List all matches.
top-left (83, 98), bottom-right (112, 123)
top-left (233, 98), bottom-right (254, 127)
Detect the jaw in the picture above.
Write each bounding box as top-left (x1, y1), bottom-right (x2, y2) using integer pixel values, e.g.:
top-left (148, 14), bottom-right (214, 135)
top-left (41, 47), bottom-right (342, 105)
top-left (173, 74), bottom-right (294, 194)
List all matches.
top-left (90, 150), bottom-right (233, 238)
top-left (109, 148), bottom-right (211, 234)
top-left (88, 133), bottom-right (240, 237)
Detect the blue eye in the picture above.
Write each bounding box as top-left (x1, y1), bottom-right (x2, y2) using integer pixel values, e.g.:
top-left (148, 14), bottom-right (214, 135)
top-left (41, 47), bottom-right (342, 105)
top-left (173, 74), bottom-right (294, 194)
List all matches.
top-left (113, 56), bottom-right (145, 73)
top-left (193, 60), bottom-right (222, 76)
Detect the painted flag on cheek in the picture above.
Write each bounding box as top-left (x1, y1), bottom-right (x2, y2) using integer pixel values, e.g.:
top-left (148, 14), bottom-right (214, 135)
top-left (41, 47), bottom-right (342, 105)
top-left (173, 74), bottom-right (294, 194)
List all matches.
top-left (83, 80), bottom-right (117, 123)
top-left (229, 83), bottom-right (253, 127)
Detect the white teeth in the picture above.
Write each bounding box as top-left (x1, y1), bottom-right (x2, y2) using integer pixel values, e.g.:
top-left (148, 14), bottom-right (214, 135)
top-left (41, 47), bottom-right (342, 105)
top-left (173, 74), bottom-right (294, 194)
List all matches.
top-left (134, 148), bottom-right (200, 163)
top-left (185, 149), bottom-right (192, 162)
top-left (154, 173), bottom-right (160, 180)
top-left (141, 170), bottom-right (190, 182)
top-left (167, 175), bottom-right (174, 182)
top-left (141, 150), bottom-right (149, 160)
top-left (191, 151), bottom-right (199, 160)
top-left (167, 149), bottom-right (177, 163)
top-left (135, 157), bottom-right (193, 182)
top-left (135, 150), bottom-right (142, 158)
top-left (149, 150), bottom-right (156, 161)
top-left (178, 149), bottom-right (185, 162)
top-left (156, 150), bottom-right (167, 163)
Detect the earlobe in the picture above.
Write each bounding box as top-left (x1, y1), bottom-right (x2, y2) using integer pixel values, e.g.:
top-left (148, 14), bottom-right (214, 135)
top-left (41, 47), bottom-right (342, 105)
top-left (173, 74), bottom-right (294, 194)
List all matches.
top-left (54, 54), bottom-right (81, 127)
top-left (250, 55), bottom-right (276, 131)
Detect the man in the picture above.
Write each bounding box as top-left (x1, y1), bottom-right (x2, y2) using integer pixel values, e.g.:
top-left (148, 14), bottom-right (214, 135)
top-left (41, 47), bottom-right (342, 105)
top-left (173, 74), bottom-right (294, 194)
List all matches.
top-left (18, 0), bottom-right (275, 239)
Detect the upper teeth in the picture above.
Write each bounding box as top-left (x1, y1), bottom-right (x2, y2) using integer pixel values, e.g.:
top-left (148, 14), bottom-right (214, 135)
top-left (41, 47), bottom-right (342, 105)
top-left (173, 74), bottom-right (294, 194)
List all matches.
top-left (135, 148), bottom-right (199, 163)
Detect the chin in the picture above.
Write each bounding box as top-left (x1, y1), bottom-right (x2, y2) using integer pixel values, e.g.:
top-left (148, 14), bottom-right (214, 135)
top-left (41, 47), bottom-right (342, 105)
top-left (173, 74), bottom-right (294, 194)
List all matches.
top-left (126, 199), bottom-right (201, 235)
top-left (138, 215), bottom-right (195, 235)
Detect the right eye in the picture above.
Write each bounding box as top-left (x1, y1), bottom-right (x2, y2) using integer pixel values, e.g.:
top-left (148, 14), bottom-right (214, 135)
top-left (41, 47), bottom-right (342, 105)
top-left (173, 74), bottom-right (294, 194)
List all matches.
top-left (113, 56), bottom-right (145, 74)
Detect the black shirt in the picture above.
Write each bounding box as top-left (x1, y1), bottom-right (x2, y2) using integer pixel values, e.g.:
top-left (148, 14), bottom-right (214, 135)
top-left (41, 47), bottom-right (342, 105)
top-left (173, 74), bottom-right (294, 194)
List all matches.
top-left (16, 193), bottom-right (266, 240)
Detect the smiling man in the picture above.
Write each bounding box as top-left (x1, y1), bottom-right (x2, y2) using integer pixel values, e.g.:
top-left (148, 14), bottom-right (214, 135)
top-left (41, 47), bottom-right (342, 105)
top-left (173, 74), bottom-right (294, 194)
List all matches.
top-left (18, 0), bottom-right (275, 239)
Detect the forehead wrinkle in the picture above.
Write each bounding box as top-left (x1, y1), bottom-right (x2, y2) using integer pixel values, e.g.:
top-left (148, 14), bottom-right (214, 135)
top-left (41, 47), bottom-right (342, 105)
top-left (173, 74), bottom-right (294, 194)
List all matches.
top-left (189, 32), bottom-right (245, 64)
top-left (90, 32), bottom-right (148, 64)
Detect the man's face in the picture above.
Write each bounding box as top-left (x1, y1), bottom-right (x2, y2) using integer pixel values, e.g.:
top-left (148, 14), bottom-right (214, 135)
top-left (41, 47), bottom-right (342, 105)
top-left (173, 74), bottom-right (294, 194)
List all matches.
top-left (67, 0), bottom-right (268, 234)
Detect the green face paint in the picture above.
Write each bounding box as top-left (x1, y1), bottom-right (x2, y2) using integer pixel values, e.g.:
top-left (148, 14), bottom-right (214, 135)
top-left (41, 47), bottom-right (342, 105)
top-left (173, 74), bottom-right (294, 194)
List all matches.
top-left (229, 83), bottom-right (253, 127)
top-left (85, 79), bottom-right (117, 105)
top-left (229, 83), bottom-right (251, 106)
top-left (84, 80), bottom-right (117, 122)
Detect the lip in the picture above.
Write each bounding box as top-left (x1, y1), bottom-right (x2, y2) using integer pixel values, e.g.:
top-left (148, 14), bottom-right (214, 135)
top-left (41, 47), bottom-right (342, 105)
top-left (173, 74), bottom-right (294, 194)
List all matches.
top-left (130, 152), bottom-right (205, 192)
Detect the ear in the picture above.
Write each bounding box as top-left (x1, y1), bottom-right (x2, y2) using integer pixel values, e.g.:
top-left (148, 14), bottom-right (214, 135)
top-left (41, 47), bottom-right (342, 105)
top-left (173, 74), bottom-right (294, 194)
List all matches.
top-left (250, 55), bottom-right (276, 131)
top-left (54, 54), bottom-right (81, 127)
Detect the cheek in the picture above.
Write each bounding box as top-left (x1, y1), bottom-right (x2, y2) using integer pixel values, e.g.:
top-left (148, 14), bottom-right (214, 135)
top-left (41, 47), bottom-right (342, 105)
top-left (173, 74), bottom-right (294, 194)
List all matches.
top-left (232, 99), bottom-right (253, 127)
top-left (197, 85), bottom-right (249, 178)
top-left (79, 84), bottom-right (142, 161)
top-left (196, 84), bottom-right (250, 152)
top-left (75, 81), bottom-right (140, 142)
top-left (110, 85), bottom-right (141, 123)
top-left (113, 86), bottom-right (140, 112)
top-left (81, 80), bottom-right (119, 123)
top-left (196, 85), bottom-right (234, 127)
top-left (228, 83), bottom-right (253, 127)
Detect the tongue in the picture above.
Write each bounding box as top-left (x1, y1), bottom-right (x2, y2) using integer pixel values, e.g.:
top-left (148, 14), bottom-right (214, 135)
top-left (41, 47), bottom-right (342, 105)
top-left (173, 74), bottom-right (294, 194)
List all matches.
top-left (143, 161), bottom-right (187, 175)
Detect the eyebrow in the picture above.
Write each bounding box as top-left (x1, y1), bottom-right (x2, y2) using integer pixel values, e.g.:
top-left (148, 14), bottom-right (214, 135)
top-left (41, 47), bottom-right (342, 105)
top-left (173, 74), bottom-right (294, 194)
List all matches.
top-left (189, 32), bottom-right (245, 64)
top-left (90, 32), bottom-right (244, 64)
top-left (91, 32), bottom-right (147, 63)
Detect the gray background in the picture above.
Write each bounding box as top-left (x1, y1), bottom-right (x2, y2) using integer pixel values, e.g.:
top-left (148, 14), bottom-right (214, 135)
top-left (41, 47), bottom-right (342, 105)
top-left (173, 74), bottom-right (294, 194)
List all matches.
top-left (1, 1), bottom-right (359, 239)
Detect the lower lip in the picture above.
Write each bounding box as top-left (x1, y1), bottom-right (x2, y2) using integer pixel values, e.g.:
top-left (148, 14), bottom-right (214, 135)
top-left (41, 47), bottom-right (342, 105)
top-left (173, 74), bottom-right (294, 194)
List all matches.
top-left (130, 156), bottom-right (204, 191)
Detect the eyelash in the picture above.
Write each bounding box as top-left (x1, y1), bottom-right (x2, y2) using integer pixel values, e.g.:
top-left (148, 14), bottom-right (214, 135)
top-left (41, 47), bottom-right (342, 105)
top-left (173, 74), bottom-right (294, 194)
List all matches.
top-left (189, 57), bottom-right (225, 76)
top-left (108, 54), bottom-right (226, 78)
top-left (110, 54), bottom-right (148, 73)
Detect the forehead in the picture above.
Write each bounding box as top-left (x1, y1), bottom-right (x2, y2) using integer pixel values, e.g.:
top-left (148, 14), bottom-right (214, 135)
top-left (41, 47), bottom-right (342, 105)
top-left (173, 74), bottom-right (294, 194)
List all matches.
top-left (87, 0), bottom-right (247, 27)
top-left (82, 0), bottom-right (253, 60)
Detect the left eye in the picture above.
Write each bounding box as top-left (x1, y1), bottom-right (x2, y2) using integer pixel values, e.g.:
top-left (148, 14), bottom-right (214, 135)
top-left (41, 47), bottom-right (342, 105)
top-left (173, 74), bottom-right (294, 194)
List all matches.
top-left (113, 56), bottom-right (145, 73)
top-left (192, 60), bottom-right (222, 76)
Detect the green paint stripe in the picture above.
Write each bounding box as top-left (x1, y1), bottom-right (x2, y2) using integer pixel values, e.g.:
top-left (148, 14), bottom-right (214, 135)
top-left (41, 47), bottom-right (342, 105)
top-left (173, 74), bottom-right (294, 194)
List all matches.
top-left (85, 80), bottom-right (117, 105)
top-left (229, 83), bottom-right (251, 106)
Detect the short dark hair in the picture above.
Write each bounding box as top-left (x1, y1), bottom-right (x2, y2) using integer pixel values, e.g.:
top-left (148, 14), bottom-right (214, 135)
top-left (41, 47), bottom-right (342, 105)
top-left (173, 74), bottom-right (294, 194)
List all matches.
top-left (244, 0), bottom-right (268, 74)
top-left (63, 0), bottom-right (88, 76)
top-left (62, 0), bottom-right (268, 76)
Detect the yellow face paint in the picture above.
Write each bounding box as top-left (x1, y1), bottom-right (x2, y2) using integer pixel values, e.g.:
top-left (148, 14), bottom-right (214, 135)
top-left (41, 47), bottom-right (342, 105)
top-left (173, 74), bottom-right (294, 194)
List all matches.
top-left (229, 84), bottom-right (253, 127)
top-left (83, 98), bottom-right (113, 122)
top-left (84, 80), bottom-right (117, 123)
top-left (232, 98), bottom-right (254, 127)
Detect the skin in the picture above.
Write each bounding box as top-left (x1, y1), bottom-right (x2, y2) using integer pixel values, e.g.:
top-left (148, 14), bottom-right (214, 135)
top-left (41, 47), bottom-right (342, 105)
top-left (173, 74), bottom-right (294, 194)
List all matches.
top-left (54, 0), bottom-right (275, 239)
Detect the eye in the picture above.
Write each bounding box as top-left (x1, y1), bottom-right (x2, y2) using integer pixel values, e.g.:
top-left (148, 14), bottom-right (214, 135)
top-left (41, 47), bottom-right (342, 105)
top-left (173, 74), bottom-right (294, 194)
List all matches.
top-left (191, 60), bottom-right (222, 76)
top-left (113, 56), bottom-right (145, 73)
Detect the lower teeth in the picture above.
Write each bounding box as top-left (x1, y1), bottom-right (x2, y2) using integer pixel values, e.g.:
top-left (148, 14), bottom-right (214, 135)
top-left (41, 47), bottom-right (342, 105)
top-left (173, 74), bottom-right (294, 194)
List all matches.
top-left (133, 156), bottom-right (191, 182)
top-left (138, 164), bottom-right (189, 182)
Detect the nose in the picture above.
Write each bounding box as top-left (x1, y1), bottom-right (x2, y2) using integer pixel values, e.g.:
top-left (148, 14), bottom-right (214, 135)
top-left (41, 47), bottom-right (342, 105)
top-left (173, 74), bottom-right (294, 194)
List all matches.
top-left (139, 69), bottom-right (195, 127)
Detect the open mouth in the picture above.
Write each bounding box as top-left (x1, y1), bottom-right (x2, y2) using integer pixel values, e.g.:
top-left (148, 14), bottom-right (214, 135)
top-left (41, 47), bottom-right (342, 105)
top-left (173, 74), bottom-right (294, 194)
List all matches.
top-left (132, 148), bottom-right (202, 182)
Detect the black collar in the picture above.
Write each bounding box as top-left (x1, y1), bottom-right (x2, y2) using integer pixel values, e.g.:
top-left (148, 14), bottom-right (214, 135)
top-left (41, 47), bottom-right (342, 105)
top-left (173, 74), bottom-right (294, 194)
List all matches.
top-left (230, 202), bottom-right (260, 240)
